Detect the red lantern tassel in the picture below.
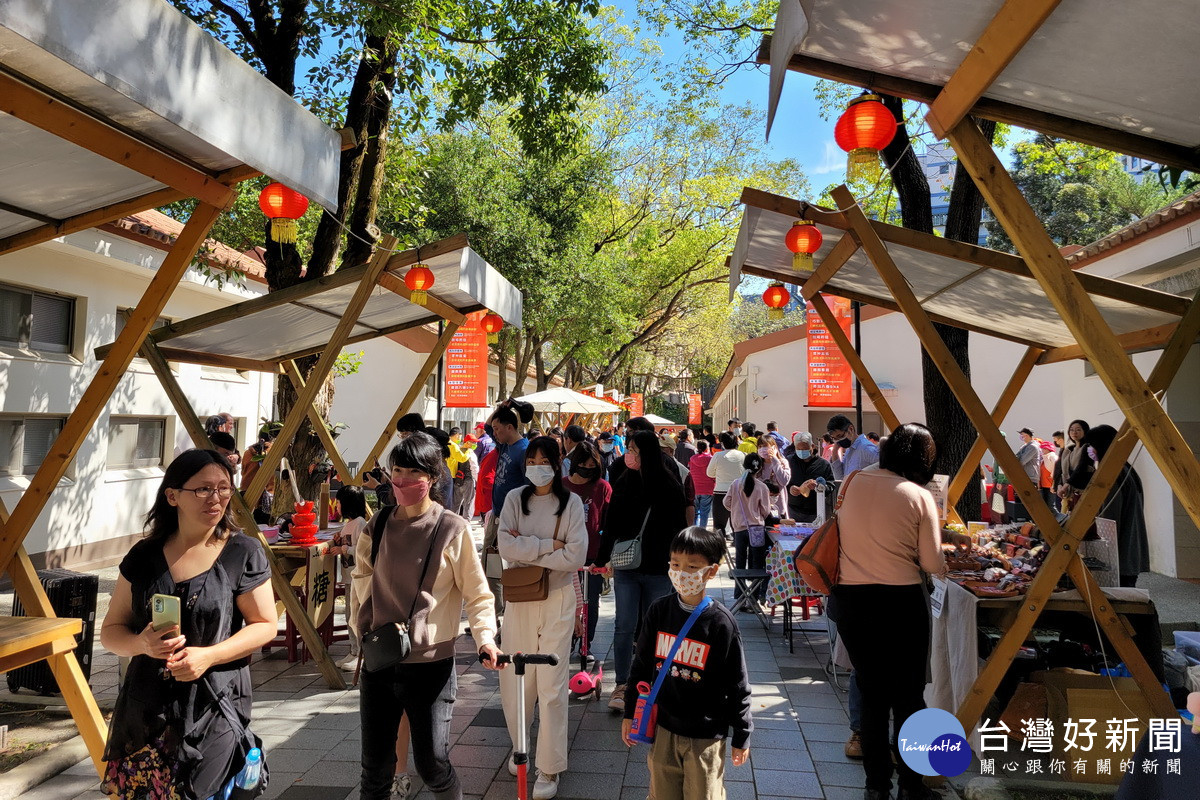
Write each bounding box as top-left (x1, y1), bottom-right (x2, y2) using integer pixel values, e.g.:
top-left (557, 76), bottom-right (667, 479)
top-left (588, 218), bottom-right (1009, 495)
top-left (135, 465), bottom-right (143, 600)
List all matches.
top-left (269, 218), bottom-right (299, 244)
top-left (410, 289), bottom-right (428, 306)
top-left (768, 307), bottom-right (784, 321)
top-left (487, 332), bottom-right (499, 344)
top-left (792, 252), bottom-right (813, 271)
top-left (846, 148), bottom-right (882, 184)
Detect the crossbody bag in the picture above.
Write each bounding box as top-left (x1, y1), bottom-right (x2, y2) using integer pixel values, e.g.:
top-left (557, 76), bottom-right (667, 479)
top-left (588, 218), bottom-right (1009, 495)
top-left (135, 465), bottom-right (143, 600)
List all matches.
top-left (611, 507), bottom-right (652, 571)
top-left (500, 512), bottom-right (562, 602)
top-left (362, 507), bottom-right (446, 673)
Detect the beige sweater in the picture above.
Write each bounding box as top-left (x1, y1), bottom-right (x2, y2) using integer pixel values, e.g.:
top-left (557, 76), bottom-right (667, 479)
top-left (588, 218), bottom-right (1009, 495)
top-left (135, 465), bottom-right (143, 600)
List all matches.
top-left (836, 468), bottom-right (947, 586)
top-left (353, 503), bottom-right (496, 662)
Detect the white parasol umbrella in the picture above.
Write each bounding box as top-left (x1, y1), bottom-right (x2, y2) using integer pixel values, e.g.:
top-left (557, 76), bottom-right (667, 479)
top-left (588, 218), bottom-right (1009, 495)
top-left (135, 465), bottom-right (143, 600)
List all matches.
top-left (644, 413), bottom-right (684, 428)
top-left (515, 387), bottom-right (624, 416)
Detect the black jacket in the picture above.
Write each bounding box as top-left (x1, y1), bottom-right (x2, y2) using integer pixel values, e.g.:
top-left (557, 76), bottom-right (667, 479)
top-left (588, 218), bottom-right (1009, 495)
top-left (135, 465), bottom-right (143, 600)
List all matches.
top-left (785, 453), bottom-right (835, 520)
top-left (595, 472), bottom-right (687, 576)
top-left (623, 595), bottom-right (752, 749)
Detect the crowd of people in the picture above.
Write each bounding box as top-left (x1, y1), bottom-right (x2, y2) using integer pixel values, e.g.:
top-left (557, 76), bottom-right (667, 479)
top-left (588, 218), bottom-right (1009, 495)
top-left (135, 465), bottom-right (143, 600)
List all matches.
top-left (97, 398), bottom-right (1158, 800)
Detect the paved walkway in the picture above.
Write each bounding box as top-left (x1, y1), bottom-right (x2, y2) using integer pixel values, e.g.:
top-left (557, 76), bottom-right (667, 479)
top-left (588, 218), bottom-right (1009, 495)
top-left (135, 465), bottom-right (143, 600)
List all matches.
top-left (14, 565), bottom-right (882, 800)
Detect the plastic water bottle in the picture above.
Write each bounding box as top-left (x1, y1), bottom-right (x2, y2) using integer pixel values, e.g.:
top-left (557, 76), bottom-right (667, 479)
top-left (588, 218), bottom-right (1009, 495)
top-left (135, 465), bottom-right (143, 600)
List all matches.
top-left (235, 748), bottom-right (263, 791)
top-left (628, 681), bottom-right (657, 744)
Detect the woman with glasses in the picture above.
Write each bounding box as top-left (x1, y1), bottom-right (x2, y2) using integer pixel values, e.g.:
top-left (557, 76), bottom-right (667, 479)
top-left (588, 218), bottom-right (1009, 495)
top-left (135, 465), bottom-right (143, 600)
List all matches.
top-left (100, 449), bottom-right (277, 799)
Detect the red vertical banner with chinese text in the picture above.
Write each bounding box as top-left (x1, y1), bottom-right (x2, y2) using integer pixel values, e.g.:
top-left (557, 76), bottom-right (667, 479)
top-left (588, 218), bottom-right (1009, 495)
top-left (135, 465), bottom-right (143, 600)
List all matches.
top-left (444, 311), bottom-right (489, 408)
top-left (806, 297), bottom-right (853, 407)
top-left (687, 394), bottom-right (702, 425)
top-left (627, 393), bottom-right (644, 417)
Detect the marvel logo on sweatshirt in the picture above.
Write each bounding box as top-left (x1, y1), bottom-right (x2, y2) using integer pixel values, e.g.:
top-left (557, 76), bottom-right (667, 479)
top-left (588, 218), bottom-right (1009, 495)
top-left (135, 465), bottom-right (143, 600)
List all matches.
top-left (655, 632), bottom-right (710, 670)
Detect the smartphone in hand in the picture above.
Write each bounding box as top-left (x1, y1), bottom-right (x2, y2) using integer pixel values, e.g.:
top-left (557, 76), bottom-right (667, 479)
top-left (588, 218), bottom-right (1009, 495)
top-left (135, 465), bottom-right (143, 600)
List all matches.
top-left (151, 593), bottom-right (181, 633)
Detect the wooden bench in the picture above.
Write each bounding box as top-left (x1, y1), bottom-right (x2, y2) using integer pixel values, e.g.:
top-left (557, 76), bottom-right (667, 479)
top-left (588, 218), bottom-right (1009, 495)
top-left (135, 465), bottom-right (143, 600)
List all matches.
top-left (0, 615), bottom-right (83, 674)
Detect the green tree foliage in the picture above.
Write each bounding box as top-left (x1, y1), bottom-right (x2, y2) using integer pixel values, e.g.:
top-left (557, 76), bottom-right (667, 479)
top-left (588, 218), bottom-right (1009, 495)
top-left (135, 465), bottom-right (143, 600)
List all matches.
top-left (986, 135), bottom-right (1191, 250)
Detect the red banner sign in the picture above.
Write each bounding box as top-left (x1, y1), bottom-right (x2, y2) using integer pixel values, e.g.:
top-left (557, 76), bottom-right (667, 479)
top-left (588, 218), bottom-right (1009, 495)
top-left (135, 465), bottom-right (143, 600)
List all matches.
top-left (687, 394), bottom-right (703, 425)
top-left (806, 297), bottom-right (853, 407)
top-left (627, 393), bottom-right (644, 417)
top-left (444, 311), bottom-right (489, 408)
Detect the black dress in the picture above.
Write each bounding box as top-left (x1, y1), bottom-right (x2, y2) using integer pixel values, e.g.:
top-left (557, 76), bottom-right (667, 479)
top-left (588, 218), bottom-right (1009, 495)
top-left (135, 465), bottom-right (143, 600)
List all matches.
top-left (102, 534), bottom-right (270, 800)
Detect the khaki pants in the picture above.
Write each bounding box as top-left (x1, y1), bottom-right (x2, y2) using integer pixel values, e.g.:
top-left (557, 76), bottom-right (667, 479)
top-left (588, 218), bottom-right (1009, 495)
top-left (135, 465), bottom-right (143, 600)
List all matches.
top-left (648, 727), bottom-right (727, 800)
top-left (484, 513), bottom-right (504, 618)
top-left (499, 584), bottom-right (574, 775)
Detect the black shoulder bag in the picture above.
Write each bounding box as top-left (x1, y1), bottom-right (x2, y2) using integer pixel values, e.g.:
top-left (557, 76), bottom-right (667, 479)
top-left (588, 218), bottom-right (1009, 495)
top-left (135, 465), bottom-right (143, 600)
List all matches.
top-left (362, 507), bottom-right (446, 673)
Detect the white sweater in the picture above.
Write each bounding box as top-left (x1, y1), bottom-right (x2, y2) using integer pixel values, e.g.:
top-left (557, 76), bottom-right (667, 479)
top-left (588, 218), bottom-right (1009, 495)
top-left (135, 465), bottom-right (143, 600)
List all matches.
top-left (497, 488), bottom-right (588, 591)
top-left (707, 449), bottom-right (747, 493)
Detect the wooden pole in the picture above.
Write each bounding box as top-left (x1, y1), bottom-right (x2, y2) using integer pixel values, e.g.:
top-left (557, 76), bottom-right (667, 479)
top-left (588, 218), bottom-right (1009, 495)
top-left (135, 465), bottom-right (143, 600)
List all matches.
top-left (808, 292), bottom-right (901, 430)
top-left (800, 236), bottom-right (860, 301)
top-left (241, 239), bottom-right (397, 509)
top-left (0, 202), bottom-right (225, 575)
top-left (138, 341), bottom-right (346, 689)
top-left (359, 322), bottom-right (462, 481)
top-left (0, 501), bottom-right (109, 775)
top-left (830, 184), bottom-right (1174, 726)
top-left (946, 346), bottom-right (1042, 509)
top-left (946, 118), bottom-right (1200, 534)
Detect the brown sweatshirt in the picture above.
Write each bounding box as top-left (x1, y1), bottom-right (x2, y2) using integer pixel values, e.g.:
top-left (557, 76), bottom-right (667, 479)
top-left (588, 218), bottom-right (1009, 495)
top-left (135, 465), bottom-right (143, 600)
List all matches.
top-left (353, 503), bottom-right (496, 662)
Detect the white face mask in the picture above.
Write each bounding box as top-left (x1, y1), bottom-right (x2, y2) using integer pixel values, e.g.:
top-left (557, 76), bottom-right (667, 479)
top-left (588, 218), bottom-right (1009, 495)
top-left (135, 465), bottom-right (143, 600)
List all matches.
top-left (526, 465), bottom-right (556, 487)
top-left (599, 442), bottom-right (614, 453)
top-left (668, 566), bottom-right (710, 598)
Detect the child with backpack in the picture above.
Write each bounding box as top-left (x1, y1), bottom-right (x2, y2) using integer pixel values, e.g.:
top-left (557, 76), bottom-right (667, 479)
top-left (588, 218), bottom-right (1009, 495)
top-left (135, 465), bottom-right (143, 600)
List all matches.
top-left (621, 526), bottom-right (752, 800)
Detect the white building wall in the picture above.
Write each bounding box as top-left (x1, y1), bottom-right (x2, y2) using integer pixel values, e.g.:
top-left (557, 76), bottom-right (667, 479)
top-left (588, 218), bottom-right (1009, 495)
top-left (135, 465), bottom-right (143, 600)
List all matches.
top-left (0, 234), bottom-right (275, 568)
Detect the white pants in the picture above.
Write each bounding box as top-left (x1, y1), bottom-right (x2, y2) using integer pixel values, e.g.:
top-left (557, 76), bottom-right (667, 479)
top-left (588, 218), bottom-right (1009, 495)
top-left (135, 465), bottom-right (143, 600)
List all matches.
top-left (499, 584), bottom-right (575, 775)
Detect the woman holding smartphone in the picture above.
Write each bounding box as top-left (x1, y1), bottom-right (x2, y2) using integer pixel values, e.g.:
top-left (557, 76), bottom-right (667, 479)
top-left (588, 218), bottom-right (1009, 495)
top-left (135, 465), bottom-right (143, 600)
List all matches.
top-left (100, 449), bottom-right (277, 800)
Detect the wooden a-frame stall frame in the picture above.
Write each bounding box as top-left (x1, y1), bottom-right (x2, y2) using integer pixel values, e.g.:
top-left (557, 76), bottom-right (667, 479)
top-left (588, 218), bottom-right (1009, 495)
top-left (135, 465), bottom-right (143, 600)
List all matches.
top-left (0, 0), bottom-right (346, 772)
top-left (751, 0), bottom-right (1200, 739)
top-left (93, 231), bottom-right (522, 688)
top-left (733, 184), bottom-right (1200, 734)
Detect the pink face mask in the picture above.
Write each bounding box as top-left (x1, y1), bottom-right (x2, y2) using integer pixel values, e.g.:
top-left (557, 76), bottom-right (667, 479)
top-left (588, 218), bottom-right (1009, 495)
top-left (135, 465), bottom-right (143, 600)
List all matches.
top-left (624, 451), bottom-right (641, 470)
top-left (392, 476), bottom-right (431, 506)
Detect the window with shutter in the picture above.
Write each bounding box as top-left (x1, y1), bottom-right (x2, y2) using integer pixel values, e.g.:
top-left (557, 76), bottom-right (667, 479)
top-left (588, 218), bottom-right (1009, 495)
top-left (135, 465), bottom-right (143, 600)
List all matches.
top-left (0, 418), bottom-right (20, 476)
top-left (30, 294), bottom-right (73, 352)
top-left (20, 418), bottom-right (64, 476)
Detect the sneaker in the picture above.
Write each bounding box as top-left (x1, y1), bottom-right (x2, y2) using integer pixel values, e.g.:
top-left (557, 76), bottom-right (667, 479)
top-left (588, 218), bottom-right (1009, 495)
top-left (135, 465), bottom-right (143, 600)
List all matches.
top-left (508, 753), bottom-right (519, 777)
top-left (337, 653), bottom-right (360, 671)
top-left (532, 772), bottom-right (559, 800)
top-left (608, 684), bottom-right (626, 713)
top-left (390, 774), bottom-right (411, 799)
top-left (845, 730), bottom-right (864, 759)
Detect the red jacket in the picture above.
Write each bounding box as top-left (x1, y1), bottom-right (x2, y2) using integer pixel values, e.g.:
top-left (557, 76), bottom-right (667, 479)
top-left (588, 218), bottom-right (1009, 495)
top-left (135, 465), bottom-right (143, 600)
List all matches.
top-left (689, 452), bottom-right (716, 496)
top-left (475, 447), bottom-right (499, 515)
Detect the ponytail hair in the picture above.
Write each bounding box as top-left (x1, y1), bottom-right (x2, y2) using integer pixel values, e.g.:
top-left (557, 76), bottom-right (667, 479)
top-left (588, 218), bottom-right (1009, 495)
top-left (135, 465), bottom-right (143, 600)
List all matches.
top-left (741, 452), bottom-right (764, 497)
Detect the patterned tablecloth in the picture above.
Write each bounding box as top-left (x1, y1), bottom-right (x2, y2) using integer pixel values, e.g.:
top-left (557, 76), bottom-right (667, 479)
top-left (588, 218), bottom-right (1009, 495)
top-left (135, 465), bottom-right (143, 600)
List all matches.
top-left (765, 536), bottom-right (808, 606)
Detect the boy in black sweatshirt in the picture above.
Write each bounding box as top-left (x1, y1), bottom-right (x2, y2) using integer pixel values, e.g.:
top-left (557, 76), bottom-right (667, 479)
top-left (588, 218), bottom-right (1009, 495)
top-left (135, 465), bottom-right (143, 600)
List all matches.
top-left (621, 526), bottom-right (752, 800)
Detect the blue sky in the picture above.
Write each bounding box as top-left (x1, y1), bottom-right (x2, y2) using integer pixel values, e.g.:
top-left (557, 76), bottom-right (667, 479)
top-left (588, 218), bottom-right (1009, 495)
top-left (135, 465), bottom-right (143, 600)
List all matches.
top-left (606, 0), bottom-right (844, 183)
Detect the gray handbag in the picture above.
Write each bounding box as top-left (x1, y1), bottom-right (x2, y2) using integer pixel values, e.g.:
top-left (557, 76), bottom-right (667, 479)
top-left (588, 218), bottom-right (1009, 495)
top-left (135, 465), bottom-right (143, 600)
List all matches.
top-left (611, 509), bottom-right (651, 571)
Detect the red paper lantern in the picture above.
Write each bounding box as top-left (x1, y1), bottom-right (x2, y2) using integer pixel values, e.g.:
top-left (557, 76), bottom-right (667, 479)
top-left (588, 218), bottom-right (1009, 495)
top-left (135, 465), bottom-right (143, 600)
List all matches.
top-left (763, 282), bottom-right (790, 320)
top-left (481, 311), bottom-right (504, 344)
top-left (258, 182), bottom-right (309, 243)
top-left (784, 220), bottom-right (823, 271)
top-left (834, 94), bottom-right (898, 183)
top-left (404, 264), bottom-right (434, 305)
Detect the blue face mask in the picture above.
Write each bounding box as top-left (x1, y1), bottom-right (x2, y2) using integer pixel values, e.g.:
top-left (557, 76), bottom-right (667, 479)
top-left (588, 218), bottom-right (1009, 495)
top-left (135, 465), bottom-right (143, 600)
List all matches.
top-left (798, 450), bottom-right (812, 460)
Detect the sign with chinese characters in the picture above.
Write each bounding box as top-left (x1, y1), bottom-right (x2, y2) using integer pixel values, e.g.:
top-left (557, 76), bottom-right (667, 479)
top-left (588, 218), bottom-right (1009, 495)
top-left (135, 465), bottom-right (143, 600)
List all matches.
top-left (303, 546), bottom-right (337, 628)
top-left (628, 393), bottom-right (644, 417)
top-left (687, 394), bottom-right (703, 425)
top-left (806, 296), bottom-right (853, 407)
top-left (976, 716), bottom-right (1184, 784)
top-left (444, 311), bottom-right (489, 408)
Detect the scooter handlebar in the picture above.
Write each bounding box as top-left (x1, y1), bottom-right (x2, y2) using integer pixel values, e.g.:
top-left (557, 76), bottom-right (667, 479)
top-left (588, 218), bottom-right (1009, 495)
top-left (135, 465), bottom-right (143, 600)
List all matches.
top-left (479, 652), bottom-right (559, 667)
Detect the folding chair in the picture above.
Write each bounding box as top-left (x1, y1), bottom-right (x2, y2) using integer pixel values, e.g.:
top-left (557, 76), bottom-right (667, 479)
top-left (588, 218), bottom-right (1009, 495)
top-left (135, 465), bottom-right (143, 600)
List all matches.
top-left (724, 538), bottom-right (771, 632)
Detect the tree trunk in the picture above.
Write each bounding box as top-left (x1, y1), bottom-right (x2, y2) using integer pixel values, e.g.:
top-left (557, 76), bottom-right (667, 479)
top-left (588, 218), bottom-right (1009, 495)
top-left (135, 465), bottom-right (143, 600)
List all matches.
top-left (340, 35), bottom-right (400, 270)
top-left (496, 331), bottom-right (510, 401)
top-left (879, 95), bottom-right (980, 521)
top-left (534, 343), bottom-right (548, 391)
top-left (939, 119), bottom-right (997, 521)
